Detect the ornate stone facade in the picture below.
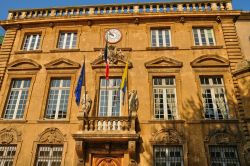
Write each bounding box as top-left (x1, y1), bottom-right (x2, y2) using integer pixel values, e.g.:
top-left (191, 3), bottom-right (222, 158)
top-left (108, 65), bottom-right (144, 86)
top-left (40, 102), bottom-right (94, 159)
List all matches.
top-left (0, 0), bottom-right (249, 166)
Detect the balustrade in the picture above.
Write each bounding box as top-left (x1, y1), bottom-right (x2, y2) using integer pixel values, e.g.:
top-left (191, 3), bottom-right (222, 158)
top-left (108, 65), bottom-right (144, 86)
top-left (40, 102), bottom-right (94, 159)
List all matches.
top-left (83, 116), bottom-right (134, 132)
top-left (7, 0), bottom-right (233, 20)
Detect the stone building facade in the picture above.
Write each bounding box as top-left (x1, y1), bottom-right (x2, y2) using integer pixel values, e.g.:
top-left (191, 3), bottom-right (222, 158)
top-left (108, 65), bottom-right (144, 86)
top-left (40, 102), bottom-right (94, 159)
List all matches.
top-left (0, 0), bottom-right (249, 165)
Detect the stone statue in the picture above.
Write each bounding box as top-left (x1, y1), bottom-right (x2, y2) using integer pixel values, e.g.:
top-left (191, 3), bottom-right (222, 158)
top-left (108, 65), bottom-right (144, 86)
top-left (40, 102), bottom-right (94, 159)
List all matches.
top-left (81, 91), bottom-right (92, 117)
top-left (129, 90), bottom-right (138, 115)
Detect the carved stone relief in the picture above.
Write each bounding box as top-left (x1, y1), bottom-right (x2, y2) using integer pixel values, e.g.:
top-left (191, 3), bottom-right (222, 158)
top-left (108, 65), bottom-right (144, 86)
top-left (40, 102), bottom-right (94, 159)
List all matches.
top-left (128, 90), bottom-right (138, 116)
top-left (38, 128), bottom-right (65, 144)
top-left (243, 141), bottom-right (250, 165)
top-left (0, 127), bottom-right (21, 144)
top-left (151, 129), bottom-right (184, 144)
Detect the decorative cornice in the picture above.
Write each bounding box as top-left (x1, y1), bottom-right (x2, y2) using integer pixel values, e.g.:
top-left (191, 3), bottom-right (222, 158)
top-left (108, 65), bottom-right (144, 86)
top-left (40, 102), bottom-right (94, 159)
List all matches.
top-left (145, 56), bottom-right (183, 68)
top-left (44, 58), bottom-right (81, 70)
top-left (7, 58), bottom-right (41, 71)
top-left (191, 55), bottom-right (229, 68)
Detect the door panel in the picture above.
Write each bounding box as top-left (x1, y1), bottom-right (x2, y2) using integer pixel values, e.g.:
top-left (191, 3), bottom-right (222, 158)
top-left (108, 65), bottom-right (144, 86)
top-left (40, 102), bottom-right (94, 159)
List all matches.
top-left (92, 156), bottom-right (122, 166)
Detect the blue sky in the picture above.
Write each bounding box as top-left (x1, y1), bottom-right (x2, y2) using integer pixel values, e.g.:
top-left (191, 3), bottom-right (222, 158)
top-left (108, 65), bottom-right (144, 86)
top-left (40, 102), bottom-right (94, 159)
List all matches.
top-left (0, 0), bottom-right (249, 35)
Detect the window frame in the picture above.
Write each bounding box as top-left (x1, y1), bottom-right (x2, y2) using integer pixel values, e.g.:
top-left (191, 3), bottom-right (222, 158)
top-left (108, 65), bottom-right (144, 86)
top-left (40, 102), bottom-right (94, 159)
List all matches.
top-left (0, 144), bottom-right (17, 166)
top-left (3, 79), bottom-right (31, 120)
top-left (57, 31), bottom-right (77, 49)
top-left (0, 74), bottom-right (36, 121)
top-left (34, 144), bottom-right (64, 166)
top-left (152, 76), bottom-right (178, 120)
top-left (208, 145), bottom-right (241, 166)
top-left (192, 27), bottom-right (216, 46)
top-left (40, 73), bottom-right (75, 121)
top-left (44, 78), bottom-right (72, 120)
top-left (22, 33), bottom-right (41, 51)
top-left (153, 145), bottom-right (184, 166)
top-left (150, 28), bottom-right (172, 47)
top-left (148, 72), bottom-right (181, 121)
top-left (199, 76), bottom-right (229, 120)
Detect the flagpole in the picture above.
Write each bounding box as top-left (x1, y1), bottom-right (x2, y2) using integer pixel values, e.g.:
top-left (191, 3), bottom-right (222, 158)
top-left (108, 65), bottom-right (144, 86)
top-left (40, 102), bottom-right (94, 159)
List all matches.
top-left (84, 56), bottom-right (86, 117)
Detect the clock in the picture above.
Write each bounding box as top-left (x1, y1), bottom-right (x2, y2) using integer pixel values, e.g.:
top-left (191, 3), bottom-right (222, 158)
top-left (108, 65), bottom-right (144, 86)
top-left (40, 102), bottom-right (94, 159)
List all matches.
top-left (105, 29), bottom-right (122, 44)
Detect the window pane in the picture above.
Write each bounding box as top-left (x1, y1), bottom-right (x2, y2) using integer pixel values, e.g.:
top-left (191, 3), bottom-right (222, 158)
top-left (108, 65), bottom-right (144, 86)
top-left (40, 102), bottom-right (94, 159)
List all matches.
top-left (193, 28), bottom-right (215, 46)
top-left (45, 78), bottom-right (71, 119)
top-left (4, 79), bottom-right (30, 119)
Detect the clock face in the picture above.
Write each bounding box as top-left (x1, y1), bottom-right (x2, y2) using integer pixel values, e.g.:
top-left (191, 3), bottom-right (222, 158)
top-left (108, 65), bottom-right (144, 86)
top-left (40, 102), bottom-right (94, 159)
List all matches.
top-left (105, 29), bottom-right (122, 44)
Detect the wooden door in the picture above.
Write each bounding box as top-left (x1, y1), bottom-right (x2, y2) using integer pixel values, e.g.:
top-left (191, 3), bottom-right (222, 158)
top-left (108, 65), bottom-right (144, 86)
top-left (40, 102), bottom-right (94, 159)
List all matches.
top-left (92, 156), bottom-right (122, 166)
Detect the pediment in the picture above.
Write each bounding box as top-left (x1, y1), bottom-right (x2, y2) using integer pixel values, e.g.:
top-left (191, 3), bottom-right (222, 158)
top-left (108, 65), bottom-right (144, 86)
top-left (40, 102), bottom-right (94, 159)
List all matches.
top-left (91, 56), bottom-right (133, 69)
top-left (191, 55), bottom-right (229, 68)
top-left (145, 56), bottom-right (183, 68)
top-left (45, 58), bottom-right (81, 70)
top-left (7, 59), bottom-right (41, 71)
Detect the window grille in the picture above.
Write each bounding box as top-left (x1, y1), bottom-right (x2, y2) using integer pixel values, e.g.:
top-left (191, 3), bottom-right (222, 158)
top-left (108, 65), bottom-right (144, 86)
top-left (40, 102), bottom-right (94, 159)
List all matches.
top-left (45, 79), bottom-right (71, 119)
top-left (35, 145), bottom-right (63, 166)
top-left (154, 145), bottom-right (184, 166)
top-left (99, 78), bottom-right (121, 117)
top-left (200, 76), bottom-right (229, 120)
top-left (193, 28), bottom-right (215, 46)
top-left (209, 146), bottom-right (240, 166)
top-left (153, 77), bottom-right (177, 120)
top-left (4, 79), bottom-right (31, 119)
top-left (23, 34), bottom-right (41, 51)
top-left (57, 32), bottom-right (77, 49)
top-left (0, 145), bottom-right (16, 166)
top-left (151, 29), bottom-right (171, 47)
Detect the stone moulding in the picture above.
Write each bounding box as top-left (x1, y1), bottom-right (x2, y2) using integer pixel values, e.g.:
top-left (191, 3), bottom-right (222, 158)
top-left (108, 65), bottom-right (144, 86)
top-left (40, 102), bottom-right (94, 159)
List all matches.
top-left (150, 128), bottom-right (184, 144)
top-left (204, 129), bottom-right (240, 145)
top-left (7, 58), bottom-right (41, 71)
top-left (145, 56), bottom-right (183, 68)
top-left (190, 55), bottom-right (230, 68)
top-left (0, 127), bottom-right (22, 144)
top-left (38, 127), bottom-right (66, 144)
top-left (44, 58), bottom-right (81, 70)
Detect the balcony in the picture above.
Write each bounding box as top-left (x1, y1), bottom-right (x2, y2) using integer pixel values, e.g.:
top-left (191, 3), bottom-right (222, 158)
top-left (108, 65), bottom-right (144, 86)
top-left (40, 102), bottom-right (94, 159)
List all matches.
top-left (7, 0), bottom-right (233, 20)
top-left (72, 116), bottom-right (139, 142)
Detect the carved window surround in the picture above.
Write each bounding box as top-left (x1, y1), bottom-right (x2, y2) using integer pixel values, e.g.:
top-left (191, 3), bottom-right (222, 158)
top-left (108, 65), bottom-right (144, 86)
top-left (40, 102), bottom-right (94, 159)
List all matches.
top-left (0, 59), bottom-right (41, 121)
top-left (204, 129), bottom-right (245, 166)
top-left (16, 28), bottom-right (46, 52)
top-left (30, 128), bottom-right (67, 166)
top-left (145, 56), bottom-right (183, 120)
top-left (38, 58), bottom-right (79, 121)
top-left (191, 45), bottom-right (223, 49)
top-left (15, 50), bottom-right (43, 54)
top-left (0, 127), bottom-right (22, 166)
top-left (150, 128), bottom-right (188, 166)
top-left (50, 48), bottom-right (80, 53)
top-left (191, 55), bottom-right (237, 120)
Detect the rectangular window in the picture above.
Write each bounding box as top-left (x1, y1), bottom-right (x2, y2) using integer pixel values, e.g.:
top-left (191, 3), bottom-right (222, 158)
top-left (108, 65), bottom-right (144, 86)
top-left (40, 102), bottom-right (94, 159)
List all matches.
top-left (200, 76), bottom-right (229, 120)
top-left (45, 79), bottom-right (71, 119)
top-left (209, 146), bottom-right (240, 166)
top-left (22, 34), bottom-right (41, 51)
top-left (0, 145), bottom-right (16, 166)
top-left (35, 145), bottom-right (63, 166)
top-left (153, 77), bottom-right (177, 120)
top-left (57, 32), bottom-right (77, 49)
top-left (99, 78), bottom-right (121, 117)
top-left (154, 145), bottom-right (184, 166)
top-left (151, 29), bottom-right (171, 47)
top-left (4, 79), bottom-right (31, 119)
top-left (193, 28), bottom-right (215, 46)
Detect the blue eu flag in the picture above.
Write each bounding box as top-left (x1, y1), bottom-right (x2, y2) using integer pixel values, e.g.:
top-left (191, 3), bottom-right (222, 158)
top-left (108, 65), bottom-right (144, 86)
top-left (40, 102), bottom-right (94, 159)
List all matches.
top-left (74, 63), bottom-right (85, 106)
